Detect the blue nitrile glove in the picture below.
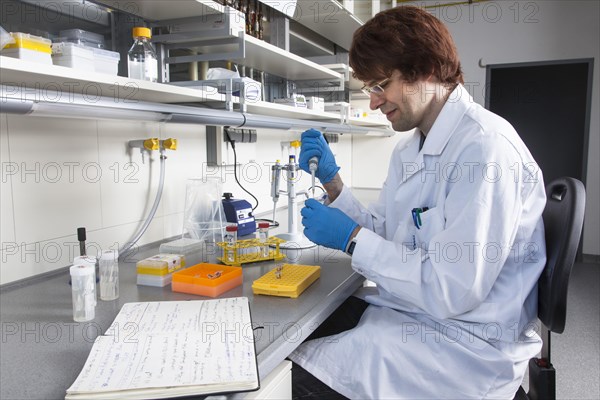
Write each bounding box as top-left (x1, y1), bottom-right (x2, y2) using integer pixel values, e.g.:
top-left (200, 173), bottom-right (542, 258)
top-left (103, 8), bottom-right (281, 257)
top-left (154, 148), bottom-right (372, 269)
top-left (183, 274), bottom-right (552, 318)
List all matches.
top-left (301, 198), bottom-right (358, 251)
top-left (299, 128), bottom-right (340, 184)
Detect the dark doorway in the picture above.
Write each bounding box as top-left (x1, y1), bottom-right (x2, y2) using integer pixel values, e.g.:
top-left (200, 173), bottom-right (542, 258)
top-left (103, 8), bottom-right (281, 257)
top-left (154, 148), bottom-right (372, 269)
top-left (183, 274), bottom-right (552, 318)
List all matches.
top-left (485, 59), bottom-right (593, 186)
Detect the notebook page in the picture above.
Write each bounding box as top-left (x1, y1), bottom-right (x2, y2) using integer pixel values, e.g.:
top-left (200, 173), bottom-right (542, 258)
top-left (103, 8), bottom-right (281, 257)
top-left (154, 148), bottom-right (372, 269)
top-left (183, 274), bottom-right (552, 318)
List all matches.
top-left (67, 297), bottom-right (257, 394)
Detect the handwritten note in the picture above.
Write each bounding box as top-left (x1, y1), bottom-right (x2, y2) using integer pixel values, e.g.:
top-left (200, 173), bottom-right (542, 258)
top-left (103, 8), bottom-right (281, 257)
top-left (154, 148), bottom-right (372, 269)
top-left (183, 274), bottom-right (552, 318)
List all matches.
top-left (67, 298), bottom-right (258, 398)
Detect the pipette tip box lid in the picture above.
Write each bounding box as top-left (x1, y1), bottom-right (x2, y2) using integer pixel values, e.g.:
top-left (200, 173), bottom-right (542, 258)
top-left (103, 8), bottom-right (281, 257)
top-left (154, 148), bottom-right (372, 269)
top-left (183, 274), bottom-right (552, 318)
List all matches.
top-left (252, 264), bottom-right (320, 298)
top-left (160, 238), bottom-right (205, 266)
top-left (171, 263), bottom-right (242, 298)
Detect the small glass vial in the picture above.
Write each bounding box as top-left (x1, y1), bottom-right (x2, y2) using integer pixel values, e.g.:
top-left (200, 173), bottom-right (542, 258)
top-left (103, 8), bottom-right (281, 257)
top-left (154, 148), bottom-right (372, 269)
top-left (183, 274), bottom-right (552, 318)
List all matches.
top-left (224, 224), bottom-right (238, 263)
top-left (258, 222), bottom-right (270, 258)
top-left (127, 27), bottom-right (158, 82)
top-left (73, 255), bottom-right (97, 305)
top-left (70, 264), bottom-right (96, 322)
top-left (99, 250), bottom-right (119, 301)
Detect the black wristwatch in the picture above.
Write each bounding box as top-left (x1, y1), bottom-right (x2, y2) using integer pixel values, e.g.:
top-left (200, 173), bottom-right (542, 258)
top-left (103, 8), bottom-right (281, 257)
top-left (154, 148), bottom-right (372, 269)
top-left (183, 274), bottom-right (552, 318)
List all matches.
top-left (345, 237), bottom-right (358, 256)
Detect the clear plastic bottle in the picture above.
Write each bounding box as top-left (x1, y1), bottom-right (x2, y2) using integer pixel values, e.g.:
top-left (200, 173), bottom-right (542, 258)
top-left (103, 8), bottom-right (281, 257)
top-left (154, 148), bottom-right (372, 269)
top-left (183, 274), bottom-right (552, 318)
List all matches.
top-left (73, 255), bottom-right (97, 305)
top-left (99, 250), bottom-right (119, 301)
top-left (127, 27), bottom-right (158, 82)
top-left (70, 264), bottom-right (96, 322)
top-left (258, 222), bottom-right (270, 258)
top-left (224, 224), bottom-right (238, 263)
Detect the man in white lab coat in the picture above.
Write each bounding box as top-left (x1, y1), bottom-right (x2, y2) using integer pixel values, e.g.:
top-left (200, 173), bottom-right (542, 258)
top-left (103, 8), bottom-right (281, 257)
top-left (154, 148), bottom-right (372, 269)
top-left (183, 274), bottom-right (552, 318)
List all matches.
top-left (290, 6), bottom-right (547, 399)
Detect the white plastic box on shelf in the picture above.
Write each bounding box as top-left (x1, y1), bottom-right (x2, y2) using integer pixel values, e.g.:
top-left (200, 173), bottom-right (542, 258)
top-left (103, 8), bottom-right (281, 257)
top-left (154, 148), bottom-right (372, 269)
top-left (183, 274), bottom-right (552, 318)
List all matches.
top-left (325, 101), bottom-right (350, 119)
top-left (58, 28), bottom-right (105, 48)
top-left (274, 95), bottom-right (307, 108)
top-left (54, 28), bottom-right (119, 75)
top-left (306, 96), bottom-right (325, 112)
top-left (51, 42), bottom-right (94, 71)
top-left (92, 48), bottom-right (120, 75)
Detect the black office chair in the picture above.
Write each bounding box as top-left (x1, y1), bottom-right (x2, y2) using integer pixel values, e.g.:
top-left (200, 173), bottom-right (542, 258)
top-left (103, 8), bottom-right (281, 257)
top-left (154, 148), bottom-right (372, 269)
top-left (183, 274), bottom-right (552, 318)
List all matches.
top-left (514, 177), bottom-right (586, 400)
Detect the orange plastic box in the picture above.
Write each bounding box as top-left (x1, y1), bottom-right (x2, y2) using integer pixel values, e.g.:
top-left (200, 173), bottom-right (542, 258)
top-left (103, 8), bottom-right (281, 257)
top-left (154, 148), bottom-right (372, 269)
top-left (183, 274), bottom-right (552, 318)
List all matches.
top-left (171, 263), bottom-right (242, 298)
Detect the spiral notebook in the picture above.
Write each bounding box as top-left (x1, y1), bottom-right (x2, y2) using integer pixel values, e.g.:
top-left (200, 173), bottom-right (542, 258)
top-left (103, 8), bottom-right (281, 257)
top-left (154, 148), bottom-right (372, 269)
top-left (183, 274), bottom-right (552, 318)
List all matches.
top-left (66, 297), bottom-right (259, 399)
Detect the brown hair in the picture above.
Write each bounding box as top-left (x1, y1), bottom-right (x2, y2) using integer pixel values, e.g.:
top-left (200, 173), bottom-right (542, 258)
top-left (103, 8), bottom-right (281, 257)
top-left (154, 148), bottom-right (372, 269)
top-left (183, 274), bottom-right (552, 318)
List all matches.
top-left (350, 6), bottom-right (464, 87)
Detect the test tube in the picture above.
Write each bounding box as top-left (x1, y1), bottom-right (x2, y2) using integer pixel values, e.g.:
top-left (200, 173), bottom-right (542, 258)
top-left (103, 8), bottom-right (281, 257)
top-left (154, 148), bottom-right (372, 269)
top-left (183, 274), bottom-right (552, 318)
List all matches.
top-left (225, 224), bottom-right (238, 263)
top-left (99, 250), bottom-right (119, 301)
top-left (258, 222), bottom-right (270, 258)
top-left (70, 264), bottom-right (96, 322)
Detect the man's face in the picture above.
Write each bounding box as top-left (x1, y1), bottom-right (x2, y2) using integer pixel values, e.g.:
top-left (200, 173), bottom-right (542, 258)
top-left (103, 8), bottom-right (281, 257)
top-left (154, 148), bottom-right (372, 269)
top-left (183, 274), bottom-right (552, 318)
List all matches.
top-left (367, 71), bottom-right (436, 132)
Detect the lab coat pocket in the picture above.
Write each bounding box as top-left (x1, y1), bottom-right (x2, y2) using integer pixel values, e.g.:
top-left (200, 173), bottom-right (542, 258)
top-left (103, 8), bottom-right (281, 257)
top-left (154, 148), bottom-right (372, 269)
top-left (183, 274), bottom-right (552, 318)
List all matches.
top-left (415, 207), bottom-right (445, 250)
top-left (391, 218), bottom-right (415, 246)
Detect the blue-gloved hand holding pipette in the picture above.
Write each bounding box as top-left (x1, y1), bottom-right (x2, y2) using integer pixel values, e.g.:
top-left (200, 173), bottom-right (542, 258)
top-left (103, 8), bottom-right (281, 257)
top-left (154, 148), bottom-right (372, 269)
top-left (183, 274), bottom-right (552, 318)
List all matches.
top-left (299, 128), bottom-right (340, 184)
top-left (301, 198), bottom-right (358, 251)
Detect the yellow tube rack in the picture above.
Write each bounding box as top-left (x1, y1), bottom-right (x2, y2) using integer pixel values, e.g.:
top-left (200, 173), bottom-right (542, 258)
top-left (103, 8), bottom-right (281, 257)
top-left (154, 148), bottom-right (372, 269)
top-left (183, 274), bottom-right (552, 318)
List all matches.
top-left (216, 237), bottom-right (286, 266)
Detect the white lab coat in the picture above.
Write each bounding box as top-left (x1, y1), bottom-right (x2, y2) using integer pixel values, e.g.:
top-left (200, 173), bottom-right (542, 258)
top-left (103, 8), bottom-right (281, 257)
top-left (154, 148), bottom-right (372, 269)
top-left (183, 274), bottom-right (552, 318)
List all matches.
top-left (290, 85), bottom-right (547, 399)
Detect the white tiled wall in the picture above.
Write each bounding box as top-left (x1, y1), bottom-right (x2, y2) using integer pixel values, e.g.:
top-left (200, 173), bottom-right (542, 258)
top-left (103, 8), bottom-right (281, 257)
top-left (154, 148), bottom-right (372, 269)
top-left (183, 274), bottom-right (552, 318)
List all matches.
top-left (0, 115), bottom-right (363, 284)
top-left (7, 117), bottom-right (103, 244)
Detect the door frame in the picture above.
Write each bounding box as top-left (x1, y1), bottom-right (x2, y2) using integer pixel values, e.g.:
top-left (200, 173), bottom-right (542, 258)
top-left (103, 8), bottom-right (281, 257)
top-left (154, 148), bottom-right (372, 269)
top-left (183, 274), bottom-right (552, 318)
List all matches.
top-left (484, 58), bottom-right (594, 186)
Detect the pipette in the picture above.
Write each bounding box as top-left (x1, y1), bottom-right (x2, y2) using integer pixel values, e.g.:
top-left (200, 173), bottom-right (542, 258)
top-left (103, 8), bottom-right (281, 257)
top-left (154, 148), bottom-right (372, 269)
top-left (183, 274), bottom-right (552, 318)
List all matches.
top-left (308, 157), bottom-right (318, 197)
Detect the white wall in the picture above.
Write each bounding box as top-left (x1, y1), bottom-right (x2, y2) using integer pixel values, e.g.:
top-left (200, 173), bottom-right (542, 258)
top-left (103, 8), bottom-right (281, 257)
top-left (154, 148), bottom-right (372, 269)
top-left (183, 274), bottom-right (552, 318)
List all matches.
top-left (351, 0), bottom-right (600, 255)
top-left (0, 115), bottom-right (353, 284)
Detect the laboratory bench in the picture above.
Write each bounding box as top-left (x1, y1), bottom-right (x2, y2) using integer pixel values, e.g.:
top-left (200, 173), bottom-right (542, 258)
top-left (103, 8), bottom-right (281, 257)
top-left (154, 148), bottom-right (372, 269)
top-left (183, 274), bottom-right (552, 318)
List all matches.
top-left (0, 240), bottom-right (364, 400)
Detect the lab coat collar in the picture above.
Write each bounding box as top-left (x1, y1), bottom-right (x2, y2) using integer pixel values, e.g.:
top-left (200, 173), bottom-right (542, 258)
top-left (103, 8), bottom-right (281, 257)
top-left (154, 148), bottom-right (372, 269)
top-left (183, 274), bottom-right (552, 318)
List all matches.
top-left (421, 84), bottom-right (473, 156)
top-left (399, 84), bottom-right (473, 181)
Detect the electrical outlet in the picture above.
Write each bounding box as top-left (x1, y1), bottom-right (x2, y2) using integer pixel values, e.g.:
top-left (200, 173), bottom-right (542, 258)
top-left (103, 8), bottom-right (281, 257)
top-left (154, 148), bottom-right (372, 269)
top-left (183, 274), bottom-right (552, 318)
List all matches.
top-left (224, 127), bottom-right (257, 143)
top-left (206, 126), bottom-right (257, 166)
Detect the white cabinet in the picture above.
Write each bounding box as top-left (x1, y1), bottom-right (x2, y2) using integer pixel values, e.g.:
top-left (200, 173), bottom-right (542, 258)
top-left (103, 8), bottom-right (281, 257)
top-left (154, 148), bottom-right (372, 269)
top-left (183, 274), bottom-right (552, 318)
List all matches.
top-left (244, 360), bottom-right (292, 399)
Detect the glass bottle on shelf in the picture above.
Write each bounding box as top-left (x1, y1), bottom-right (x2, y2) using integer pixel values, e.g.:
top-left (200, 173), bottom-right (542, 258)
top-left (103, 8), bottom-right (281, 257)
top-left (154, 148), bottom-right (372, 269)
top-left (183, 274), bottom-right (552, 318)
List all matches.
top-left (127, 27), bottom-right (158, 82)
top-left (257, 1), bottom-right (264, 40)
top-left (250, 0), bottom-right (257, 37)
top-left (245, 0), bottom-right (252, 35)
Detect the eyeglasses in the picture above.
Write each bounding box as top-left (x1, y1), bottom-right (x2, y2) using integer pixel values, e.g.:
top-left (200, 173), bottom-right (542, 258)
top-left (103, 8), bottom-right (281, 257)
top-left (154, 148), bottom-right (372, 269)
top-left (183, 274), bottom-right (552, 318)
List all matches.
top-left (361, 77), bottom-right (392, 96)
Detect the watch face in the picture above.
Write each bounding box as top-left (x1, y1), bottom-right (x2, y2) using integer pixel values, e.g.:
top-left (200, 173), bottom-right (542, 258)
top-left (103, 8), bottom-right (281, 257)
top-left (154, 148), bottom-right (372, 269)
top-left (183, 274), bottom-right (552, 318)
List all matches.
top-left (347, 240), bottom-right (357, 255)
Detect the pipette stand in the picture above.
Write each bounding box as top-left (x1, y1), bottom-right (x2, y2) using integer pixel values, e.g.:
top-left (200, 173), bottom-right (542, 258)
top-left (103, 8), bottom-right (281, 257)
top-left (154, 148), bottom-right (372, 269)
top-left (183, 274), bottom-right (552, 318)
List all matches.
top-left (272, 157), bottom-right (316, 249)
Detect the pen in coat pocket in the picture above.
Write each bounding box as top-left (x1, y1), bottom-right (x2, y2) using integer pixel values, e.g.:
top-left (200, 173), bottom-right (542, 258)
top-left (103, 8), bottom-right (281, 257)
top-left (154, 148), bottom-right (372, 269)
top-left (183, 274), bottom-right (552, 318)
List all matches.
top-left (411, 207), bottom-right (430, 229)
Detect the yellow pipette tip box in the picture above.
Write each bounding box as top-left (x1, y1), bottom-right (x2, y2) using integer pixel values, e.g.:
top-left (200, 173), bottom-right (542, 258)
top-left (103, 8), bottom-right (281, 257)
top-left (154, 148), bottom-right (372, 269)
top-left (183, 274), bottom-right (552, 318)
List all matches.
top-left (252, 264), bottom-right (320, 298)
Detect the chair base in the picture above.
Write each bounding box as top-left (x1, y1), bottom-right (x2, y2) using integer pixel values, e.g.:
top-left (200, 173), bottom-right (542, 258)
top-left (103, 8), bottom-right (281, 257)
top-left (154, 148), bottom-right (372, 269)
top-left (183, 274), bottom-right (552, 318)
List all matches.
top-left (513, 386), bottom-right (528, 400)
top-left (528, 357), bottom-right (556, 400)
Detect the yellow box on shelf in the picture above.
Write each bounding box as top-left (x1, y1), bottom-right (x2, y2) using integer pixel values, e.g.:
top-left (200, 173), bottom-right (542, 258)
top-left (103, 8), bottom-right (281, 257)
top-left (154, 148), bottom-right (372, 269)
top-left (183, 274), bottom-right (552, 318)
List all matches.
top-left (2, 32), bottom-right (52, 64)
top-left (216, 237), bottom-right (286, 266)
top-left (252, 264), bottom-right (321, 298)
top-left (5, 32), bottom-right (52, 53)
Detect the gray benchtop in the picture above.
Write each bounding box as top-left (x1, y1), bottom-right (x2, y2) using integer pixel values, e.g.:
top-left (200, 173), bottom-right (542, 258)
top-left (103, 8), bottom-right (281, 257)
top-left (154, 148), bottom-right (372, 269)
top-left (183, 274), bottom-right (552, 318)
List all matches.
top-left (0, 242), bottom-right (363, 400)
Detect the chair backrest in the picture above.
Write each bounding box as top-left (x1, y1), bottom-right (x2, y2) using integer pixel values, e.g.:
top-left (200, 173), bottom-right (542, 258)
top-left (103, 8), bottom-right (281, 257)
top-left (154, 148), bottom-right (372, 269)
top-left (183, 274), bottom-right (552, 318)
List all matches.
top-left (537, 177), bottom-right (586, 334)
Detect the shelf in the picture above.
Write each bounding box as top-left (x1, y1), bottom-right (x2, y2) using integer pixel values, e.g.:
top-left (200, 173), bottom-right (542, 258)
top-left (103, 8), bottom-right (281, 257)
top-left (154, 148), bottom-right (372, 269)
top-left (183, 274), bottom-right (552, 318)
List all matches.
top-left (246, 102), bottom-right (338, 120)
top-left (0, 56), bottom-right (224, 104)
top-left (94, 0), bottom-right (222, 20)
top-left (293, 0), bottom-right (363, 50)
top-left (227, 35), bottom-right (343, 81)
top-left (348, 116), bottom-right (390, 128)
top-left (322, 63), bottom-right (364, 91)
top-left (159, 34), bottom-right (342, 82)
top-left (98, 1), bottom-right (343, 83)
top-left (0, 56), bottom-right (395, 130)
